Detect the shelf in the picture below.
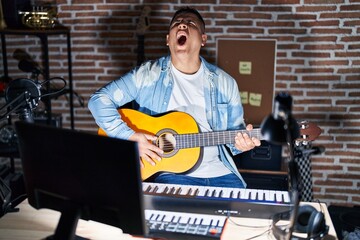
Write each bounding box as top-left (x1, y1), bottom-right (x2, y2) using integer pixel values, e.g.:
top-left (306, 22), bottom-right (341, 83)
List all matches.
top-left (0, 25), bottom-right (74, 129)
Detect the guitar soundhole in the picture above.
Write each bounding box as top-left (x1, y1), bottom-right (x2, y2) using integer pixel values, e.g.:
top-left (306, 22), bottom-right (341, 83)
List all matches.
top-left (156, 129), bottom-right (178, 158)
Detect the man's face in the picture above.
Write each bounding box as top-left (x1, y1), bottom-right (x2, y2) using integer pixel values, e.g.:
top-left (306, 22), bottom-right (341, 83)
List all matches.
top-left (166, 12), bottom-right (207, 55)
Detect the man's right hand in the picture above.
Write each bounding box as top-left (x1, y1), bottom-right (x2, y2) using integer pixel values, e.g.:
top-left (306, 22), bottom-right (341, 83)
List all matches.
top-left (129, 133), bottom-right (164, 168)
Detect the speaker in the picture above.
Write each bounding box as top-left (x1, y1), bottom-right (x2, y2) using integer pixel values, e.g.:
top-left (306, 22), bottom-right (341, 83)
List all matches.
top-left (234, 140), bottom-right (282, 171)
top-left (272, 204), bottom-right (329, 240)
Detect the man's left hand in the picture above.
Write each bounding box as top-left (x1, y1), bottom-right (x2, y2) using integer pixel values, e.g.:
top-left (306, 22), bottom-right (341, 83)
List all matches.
top-left (234, 124), bottom-right (261, 152)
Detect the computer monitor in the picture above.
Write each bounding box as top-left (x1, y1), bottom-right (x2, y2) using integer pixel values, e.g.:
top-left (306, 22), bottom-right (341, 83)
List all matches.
top-left (15, 121), bottom-right (147, 240)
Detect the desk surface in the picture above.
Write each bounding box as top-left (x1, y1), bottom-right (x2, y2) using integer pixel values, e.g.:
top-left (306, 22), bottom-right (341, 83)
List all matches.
top-left (0, 200), bottom-right (337, 240)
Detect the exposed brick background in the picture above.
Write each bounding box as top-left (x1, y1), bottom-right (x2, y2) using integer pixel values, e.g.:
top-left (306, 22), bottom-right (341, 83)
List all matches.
top-left (0, 0), bottom-right (359, 206)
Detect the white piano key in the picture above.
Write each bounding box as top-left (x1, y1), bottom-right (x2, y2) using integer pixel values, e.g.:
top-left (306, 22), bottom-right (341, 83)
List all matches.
top-left (230, 189), bottom-right (240, 199)
top-left (221, 188), bottom-right (232, 198)
top-left (177, 185), bottom-right (193, 196)
top-left (179, 216), bottom-right (188, 224)
top-left (276, 191), bottom-right (284, 202)
top-left (211, 219), bottom-right (219, 227)
top-left (162, 213), bottom-right (173, 222)
top-left (172, 215), bottom-right (180, 223)
top-left (206, 187), bottom-right (219, 198)
top-left (201, 216), bottom-right (212, 225)
top-left (238, 189), bottom-right (246, 199)
top-left (196, 186), bottom-right (207, 197)
top-left (249, 189), bottom-right (257, 200)
top-left (257, 190), bottom-right (264, 201)
top-left (283, 191), bottom-right (291, 203)
top-left (268, 190), bottom-right (276, 201)
top-left (194, 217), bottom-right (202, 225)
top-left (218, 218), bottom-right (226, 227)
top-left (264, 190), bottom-right (270, 201)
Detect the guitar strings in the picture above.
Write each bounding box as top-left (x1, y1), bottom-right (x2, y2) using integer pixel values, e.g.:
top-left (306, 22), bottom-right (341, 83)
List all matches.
top-left (157, 128), bottom-right (262, 150)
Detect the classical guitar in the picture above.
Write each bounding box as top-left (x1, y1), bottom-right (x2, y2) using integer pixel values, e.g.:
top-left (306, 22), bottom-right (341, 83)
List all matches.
top-left (98, 109), bottom-right (321, 181)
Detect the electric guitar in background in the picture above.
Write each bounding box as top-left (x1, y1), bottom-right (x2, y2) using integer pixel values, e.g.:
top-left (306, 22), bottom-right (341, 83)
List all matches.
top-left (136, 6), bottom-right (151, 66)
top-left (123, 6), bottom-right (151, 110)
top-left (98, 109), bottom-right (321, 181)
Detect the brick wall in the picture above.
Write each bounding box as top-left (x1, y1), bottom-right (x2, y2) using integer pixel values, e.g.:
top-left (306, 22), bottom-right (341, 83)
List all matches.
top-left (0, 0), bottom-right (359, 206)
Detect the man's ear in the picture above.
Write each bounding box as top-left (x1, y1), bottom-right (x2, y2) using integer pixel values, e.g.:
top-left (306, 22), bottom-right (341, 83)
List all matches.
top-left (166, 34), bottom-right (169, 46)
top-left (201, 34), bottom-right (207, 46)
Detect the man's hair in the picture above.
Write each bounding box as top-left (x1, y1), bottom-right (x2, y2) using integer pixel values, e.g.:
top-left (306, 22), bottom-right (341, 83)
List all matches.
top-left (170, 7), bottom-right (205, 33)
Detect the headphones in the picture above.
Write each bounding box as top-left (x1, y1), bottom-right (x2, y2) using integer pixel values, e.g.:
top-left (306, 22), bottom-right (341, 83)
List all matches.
top-left (272, 204), bottom-right (329, 240)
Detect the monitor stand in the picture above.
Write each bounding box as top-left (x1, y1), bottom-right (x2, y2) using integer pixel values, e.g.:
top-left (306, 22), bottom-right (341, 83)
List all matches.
top-left (45, 203), bottom-right (89, 240)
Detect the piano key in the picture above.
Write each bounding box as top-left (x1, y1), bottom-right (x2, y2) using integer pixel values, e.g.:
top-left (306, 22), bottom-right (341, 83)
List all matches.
top-left (283, 191), bottom-right (291, 203)
top-left (163, 213), bottom-right (173, 222)
top-left (276, 191), bottom-right (284, 202)
top-left (143, 182), bottom-right (293, 219)
top-left (143, 182), bottom-right (291, 203)
top-left (221, 188), bottom-right (231, 198)
top-left (268, 190), bottom-right (276, 201)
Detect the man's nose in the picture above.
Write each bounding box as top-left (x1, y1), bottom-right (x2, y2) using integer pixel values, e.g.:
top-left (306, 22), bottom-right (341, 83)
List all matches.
top-left (178, 21), bottom-right (188, 29)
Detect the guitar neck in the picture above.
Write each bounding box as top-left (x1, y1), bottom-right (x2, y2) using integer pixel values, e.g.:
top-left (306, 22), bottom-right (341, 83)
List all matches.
top-left (175, 129), bottom-right (264, 149)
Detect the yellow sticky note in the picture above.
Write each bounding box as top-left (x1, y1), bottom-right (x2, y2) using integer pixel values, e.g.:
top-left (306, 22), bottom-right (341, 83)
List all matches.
top-left (249, 93), bottom-right (262, 107)
top-left (239, 61), bottom-right (252, 75)
top-left (240, 91), bottom-right (248, 104)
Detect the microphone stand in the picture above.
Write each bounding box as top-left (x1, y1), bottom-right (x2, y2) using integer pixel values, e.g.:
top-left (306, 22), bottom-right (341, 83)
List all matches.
top-left (0, 91), bottom-right (35, 123)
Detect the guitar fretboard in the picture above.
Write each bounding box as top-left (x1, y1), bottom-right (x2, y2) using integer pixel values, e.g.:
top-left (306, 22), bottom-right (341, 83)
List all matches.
top-left (175, 128), bottom-right (263, 149)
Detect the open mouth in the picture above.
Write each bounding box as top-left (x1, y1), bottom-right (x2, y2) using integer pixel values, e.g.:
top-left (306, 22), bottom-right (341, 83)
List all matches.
top-left (177, 35), bottom-right (187, 46)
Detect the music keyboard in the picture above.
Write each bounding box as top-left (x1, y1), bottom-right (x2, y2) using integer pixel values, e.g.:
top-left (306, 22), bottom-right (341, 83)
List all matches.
top-left (146, 209), bottom-right (226, 240)
top-left (143, 182), bottom-right (293, 219)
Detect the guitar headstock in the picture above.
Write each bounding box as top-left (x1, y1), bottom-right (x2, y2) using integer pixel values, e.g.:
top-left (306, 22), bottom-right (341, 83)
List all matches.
top-left (136, 6), bottom-right (151, 36)
top-left (295, 120), bottom-right (322, 146)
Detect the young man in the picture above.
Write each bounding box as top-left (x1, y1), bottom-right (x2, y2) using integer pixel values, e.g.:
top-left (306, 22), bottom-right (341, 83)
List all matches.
top-left (88, 7), bottom-right (261, 188)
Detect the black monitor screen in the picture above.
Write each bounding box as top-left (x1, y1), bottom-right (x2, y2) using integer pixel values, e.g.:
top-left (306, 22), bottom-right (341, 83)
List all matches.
top-left (15, 121), bottom-right (147, 240)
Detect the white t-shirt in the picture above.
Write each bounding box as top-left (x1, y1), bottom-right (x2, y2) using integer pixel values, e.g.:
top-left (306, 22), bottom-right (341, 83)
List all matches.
top-left (167, 63), bottom-right (231, 178)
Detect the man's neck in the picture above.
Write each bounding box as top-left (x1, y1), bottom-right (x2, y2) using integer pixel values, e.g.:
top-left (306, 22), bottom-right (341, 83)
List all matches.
top-left (171, 54), bottom-right (202, 74)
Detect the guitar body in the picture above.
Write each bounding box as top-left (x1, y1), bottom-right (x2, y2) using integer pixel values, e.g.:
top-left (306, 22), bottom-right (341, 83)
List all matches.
top-left (98, 109), bottom-right (201, 180)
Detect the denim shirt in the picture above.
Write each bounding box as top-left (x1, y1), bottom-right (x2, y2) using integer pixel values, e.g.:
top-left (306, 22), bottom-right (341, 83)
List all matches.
top-left (88, 55), bottom-right (247, 187)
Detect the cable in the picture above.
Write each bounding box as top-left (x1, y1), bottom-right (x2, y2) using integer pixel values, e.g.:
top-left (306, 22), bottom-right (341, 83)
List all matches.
top-left (227, 215), bottom-right (272, 229)
top-left (40, 77), bottom-right (67, 98)
top-left (226, 213), bottom-right (274, 240)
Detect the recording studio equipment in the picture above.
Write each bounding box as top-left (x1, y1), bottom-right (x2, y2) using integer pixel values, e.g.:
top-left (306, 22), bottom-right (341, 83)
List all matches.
top-left (2, 78), bottom-right (41, 123)
top-left (142, 182), bottom-right (293, 219)
top-left (261, 93), bottom-right (301, 192)
top-left (15, 121), bottom-right (147, 239)
top-left (13, 49), bottom-right (43, 79)
top-left (0, 125), bottom-right (17, 144)
top-left (146, 209), bottom-right (226, 239)
top-left (272, 203), bottom-right (329, 240)
top-left (12, 48), bottom-right (33, 62)
top-left (18, 59), bottom-right (43, 77)
top-left (0, 164), bottom-right (26, 218)
top-left (234, 140), bottom-right (282, 171)
top-left (0, 173), bottom-right (12, 217)
top-left (261, 93), bottom-right (300, 145)
top-left (0, 76), bottom-right (66, 123)
top-left (294, 146), bottom-right (325, 158)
